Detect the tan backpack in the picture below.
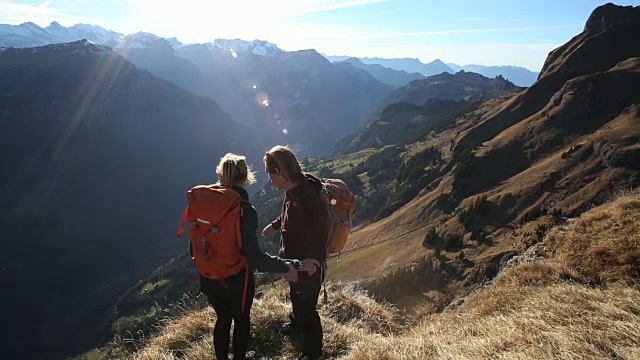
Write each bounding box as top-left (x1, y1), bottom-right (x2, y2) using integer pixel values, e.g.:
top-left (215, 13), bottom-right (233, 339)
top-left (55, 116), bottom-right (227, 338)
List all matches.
top-left (319, 178), bottom-right (356, 256)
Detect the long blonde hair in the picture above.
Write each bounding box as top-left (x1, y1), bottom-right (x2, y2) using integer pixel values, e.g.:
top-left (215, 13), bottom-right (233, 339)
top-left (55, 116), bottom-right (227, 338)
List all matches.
top-left (263, 145), bottom-right (304, 183)
top-left (216, 153), bottom-right (256, 187)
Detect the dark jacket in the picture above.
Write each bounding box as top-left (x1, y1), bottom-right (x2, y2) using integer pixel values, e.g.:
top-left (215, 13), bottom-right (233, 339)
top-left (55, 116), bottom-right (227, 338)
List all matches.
top-left (270, 174), bottom-right (331, 265)
top-left (232, 186), bottom-right (290, 274)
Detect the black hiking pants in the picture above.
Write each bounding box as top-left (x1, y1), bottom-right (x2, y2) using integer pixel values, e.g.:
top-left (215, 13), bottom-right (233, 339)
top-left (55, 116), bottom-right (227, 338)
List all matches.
top-left (289, 269), bottom-right (324, 358)
top-left (200, 268), bottom-right (255, 360)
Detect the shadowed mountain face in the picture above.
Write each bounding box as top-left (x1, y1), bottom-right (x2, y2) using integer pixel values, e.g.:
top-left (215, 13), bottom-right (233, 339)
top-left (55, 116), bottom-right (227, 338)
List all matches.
top-left (0, 40), bottom-right (255, 359)
top-left (336, 71), bottom-right (521, 154)
top-left (377, 71), bottom-right (519, 111)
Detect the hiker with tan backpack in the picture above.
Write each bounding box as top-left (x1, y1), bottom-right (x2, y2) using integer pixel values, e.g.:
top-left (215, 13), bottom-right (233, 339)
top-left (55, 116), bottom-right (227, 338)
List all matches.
top-left (262, 145), bottom-right (356, 360)
top-left (177, 153), bottom-right (319, 360)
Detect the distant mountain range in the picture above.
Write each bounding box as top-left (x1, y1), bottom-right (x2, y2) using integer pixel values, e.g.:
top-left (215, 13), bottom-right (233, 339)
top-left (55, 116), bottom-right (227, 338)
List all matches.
top-left (325, 55), bottom-right (539, 87)
top-left (334, 57), bottom-right (426, 88)
top-left (1, 21), bottom-right (538, 93)
top-left (446, 63), bottom-right (538, 88)
top-left (0, 22), bottom-right (392, 156)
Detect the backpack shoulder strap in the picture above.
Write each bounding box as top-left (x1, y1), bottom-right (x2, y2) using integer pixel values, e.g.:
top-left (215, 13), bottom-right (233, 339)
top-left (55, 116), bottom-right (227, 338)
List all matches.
top-left (176, 206), bottom-right (189, 237)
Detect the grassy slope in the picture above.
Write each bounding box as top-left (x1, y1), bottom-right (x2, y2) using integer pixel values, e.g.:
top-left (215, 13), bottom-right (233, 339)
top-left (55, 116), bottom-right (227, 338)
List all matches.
top-left (82, 190), bottom-right (640, 360)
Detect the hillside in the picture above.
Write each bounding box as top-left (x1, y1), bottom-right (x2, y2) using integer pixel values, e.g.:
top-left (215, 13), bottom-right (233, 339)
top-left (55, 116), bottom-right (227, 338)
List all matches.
top-left (0, 40), bottom-right (255, 359)
top-left (327, 3), bottom-right (640, 288)
top-left (81, 189), bottom-right (640, 359)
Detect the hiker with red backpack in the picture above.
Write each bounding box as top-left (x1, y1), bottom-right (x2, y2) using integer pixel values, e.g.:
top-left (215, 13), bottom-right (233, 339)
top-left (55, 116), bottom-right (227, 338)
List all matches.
top-left (261, 145), bottom-right (340, 360)
top-left (177, 153), bottom-right (319, 360)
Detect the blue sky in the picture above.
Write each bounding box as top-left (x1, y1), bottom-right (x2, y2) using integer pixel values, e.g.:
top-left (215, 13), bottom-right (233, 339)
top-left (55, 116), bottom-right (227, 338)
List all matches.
top-left (1, 0), bottom-right (638, 70)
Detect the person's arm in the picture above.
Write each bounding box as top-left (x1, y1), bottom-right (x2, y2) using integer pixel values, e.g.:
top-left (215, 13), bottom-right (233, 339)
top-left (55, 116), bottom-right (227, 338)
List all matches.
top-left (270, 195), bottom-right (286, 230)
top-left (241, 202), bottom-right (292, 273)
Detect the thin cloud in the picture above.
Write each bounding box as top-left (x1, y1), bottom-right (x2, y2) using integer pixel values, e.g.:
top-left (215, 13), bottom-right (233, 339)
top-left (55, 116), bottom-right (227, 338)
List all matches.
top-left (0, 0), bottom-right (97, 26)
top-left (287, 0), bottom-right (388, 16)
top-left (19, 0), bottom-right (53, 23)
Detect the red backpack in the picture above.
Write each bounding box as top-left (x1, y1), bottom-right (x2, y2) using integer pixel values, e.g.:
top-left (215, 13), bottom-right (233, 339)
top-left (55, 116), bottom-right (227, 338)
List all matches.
top-left (176, 185), bottom-right (248, 280)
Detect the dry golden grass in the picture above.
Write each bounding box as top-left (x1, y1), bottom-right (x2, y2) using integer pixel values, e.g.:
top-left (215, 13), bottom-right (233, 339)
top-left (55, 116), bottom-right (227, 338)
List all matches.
top-left (111, 190), bottom-right (640, 360)
top-left (131, 308), bottom-right (212, 359)
top-left (546, 191), bottom-right (640, 286)
top-left (345, 284), bottom-right (640, 360)
top-left (106, 283), bottom-right (400, 360)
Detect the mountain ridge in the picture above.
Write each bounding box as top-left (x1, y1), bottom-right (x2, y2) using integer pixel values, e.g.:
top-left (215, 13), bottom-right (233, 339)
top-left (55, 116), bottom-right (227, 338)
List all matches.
top-left (325, 54), bottom-right (539, 87)
top-left (1, 21), bottom-right (538, 87)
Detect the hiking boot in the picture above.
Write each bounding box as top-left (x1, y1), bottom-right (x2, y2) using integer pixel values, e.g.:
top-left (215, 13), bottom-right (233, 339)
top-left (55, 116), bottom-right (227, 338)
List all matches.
top-left (275, 321), bottom-right (300, 334)
top-left (245, 351), bottom-right (256, 359)
top-left (232, 351), bottom-right (255, 359)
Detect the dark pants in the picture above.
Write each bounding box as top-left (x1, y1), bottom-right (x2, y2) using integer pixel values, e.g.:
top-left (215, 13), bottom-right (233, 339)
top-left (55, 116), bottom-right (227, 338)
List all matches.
top-left (200, 268), bottom-right (255, 360)
top-left (289, 270), bottom-right (324, 358)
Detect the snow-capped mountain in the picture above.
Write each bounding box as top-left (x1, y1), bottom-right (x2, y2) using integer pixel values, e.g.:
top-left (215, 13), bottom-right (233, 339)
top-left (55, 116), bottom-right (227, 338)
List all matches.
top-left (120, 31), bottom-right (183, 49)
top-left (208, 38), bottom-right (283, 57)
top-left (0, 21), bottom-right (284, 56)
top-left (0, 21), bottom-right (123, 48)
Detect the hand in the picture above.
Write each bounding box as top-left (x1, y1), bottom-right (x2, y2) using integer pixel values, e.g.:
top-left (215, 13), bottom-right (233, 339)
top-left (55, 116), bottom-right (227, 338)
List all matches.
top-left (299, 259), bottom-right (320, 276)
top-left (280, 263), bottom-right (298, 282)
top-left (262, 224), bottom-right (277, 238)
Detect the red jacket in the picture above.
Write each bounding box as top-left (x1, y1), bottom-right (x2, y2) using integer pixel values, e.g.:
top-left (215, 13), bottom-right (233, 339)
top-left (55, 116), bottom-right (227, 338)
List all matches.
top-left (271, 173), bottom-right (331, 264)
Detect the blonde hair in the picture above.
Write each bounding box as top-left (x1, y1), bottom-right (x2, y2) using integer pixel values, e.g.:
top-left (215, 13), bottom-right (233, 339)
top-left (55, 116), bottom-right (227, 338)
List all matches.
top-left (216, 153), bottom-right (256, 187)
top-left (263, 145), bottom-right (304, 183)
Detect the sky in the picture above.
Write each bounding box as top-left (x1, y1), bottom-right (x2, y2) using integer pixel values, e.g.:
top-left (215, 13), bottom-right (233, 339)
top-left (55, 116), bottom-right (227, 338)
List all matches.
top-left (1, 0), bottom-right (638, 71)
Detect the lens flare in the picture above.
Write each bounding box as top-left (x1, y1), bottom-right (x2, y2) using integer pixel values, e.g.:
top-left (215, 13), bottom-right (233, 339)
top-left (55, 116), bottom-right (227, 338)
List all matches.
top-left (254, 92), bottom-right (269, 107)
top-left (230, 49), bottom-right (238, 58)
top-left (252, 85), bottom-right (257, 89)
top-left (282, 128), bottom-right (288, 135)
